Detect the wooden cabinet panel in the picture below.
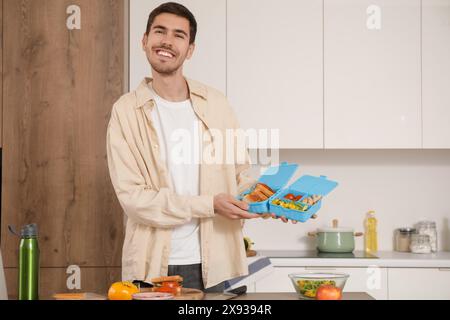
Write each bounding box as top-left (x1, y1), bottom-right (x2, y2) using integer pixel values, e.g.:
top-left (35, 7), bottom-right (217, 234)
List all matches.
top-left (324, 0), bottom-right (422, 148)
top-left (0, 0), bottom-right (3, 147)
top-left (1, 0), bottom-right (125, 268)
top-left (227, 0), bottom-right (324, 149)
top-left (5, 267), bottom-right (121, 300)
top-left (422, 0), bottom-right (450, 148)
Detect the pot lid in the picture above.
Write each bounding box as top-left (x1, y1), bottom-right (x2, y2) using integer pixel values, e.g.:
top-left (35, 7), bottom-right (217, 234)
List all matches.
top-left (317, 219), bottom-right (353, 233)
top-left (317, 227), bottom-right (354, 233)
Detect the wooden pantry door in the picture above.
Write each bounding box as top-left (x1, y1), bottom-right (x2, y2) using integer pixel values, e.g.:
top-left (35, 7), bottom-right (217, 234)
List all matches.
top-left (0, 0), bottom-right (3, 147)
top-left (1, 0), bottom-right (126, 293)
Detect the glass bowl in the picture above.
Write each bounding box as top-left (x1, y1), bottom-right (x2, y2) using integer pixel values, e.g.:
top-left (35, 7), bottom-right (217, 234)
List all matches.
top-left (288, 273), bottom-right (349, 299)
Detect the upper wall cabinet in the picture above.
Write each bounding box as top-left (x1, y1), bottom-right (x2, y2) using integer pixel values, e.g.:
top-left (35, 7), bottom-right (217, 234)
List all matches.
top-left (422, 0), bottom-right (450, 148)
top-left (129, 0), bottom-right (226, 93)
top-left (227, 0), bottom-right (324, 149)
top-left (324, 0), bottom-right (422, 148)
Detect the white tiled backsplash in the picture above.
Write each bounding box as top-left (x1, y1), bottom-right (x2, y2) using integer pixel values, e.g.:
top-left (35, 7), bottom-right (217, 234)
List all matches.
top-left (243, 150), bottom-right (450, 252)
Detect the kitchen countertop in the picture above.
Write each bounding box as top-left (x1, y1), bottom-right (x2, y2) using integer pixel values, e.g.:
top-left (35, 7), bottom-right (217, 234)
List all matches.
top-left (257, 250), bottom-right (450, 268)
top-left (204, 292), bottom-right (374, 300)
top-left (33, 292), bottom-right (374, 301)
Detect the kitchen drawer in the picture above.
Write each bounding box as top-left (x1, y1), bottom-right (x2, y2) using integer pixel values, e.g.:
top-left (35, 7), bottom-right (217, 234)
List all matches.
top-left (255, 266), bottom-right (388, 300)
top-left (388, 268), bottom-right (450, 300)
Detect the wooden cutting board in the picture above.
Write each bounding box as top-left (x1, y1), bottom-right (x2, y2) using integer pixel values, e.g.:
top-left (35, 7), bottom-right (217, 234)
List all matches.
top-left (139, 287), bottom-right (204, 300)
top-left (52, 293), bottom-right (107, 300)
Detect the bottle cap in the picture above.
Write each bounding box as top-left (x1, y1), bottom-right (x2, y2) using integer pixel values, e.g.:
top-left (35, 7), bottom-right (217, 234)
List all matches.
top-left (21, 224), bottom-right (38, 238)
top-left (398, 228), bottom-right (417, 235)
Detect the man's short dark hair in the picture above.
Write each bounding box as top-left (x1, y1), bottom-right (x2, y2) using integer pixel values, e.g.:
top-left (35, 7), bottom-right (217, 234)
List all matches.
top-left (145, 2), bottom-right (197, 44)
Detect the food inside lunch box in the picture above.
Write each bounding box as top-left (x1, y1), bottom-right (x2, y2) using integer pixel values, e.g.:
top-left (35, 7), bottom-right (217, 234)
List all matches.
top-left (297, 279), bottom-right (336, 298)
top-left (283, 193), bottom-right (303, 201)
top-left (300, 195), bottom-right (322, 206)
top-left (271, 194), bottom-right (322, 212)
top-left (242, 183), bottom-right (275, 203)
top-left (271, 199), bottom-right (310, 212)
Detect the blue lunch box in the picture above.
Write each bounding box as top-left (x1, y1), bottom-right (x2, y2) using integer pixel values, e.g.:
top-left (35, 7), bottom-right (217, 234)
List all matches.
top-left (237, 162), bottom-right (298, 214)
top-left (269, 175), bottom-right (338, 222)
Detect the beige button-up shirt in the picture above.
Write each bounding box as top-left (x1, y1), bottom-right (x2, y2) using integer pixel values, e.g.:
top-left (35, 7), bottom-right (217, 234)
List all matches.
top-left (106, 77), bottom-right (257, 288)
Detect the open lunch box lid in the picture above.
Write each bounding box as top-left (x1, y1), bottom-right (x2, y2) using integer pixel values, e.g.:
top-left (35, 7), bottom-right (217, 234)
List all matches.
top-left (257, 162), bottom-right (299, 192)
top-left (237, 162), bottom-right (298, 213)
top-left (288, 175), bottom-right (338, 197)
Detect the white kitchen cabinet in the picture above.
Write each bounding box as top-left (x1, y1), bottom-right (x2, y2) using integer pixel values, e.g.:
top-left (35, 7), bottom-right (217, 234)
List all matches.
top-left (129, 0), bottom-right (226, 92)
top-left (254, 267), bottom-right (300, 293)
top-left (422, 0), bottom-right (450, 148)
top-left (324, 0), bottom-right (422, 148)
top-left (227, 0), bottom-right (324, 149)
top-left (254, 266), bottom-right (388, 300)
top-left (388, 268), bottom-right (450, 300)
top-left (246, 283), bottom-right (256, 293)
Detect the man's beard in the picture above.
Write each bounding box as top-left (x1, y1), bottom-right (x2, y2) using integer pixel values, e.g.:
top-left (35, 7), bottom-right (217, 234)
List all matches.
top-left (150, 54), bottom-right (184, 76)
top-left (151, 62), bottom-right (181, 76)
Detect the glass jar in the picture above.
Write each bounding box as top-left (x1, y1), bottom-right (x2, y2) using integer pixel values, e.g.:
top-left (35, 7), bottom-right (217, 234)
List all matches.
top-left (394, 228), bottom-right (417, 252)
top-left (410, 234), bottom-right (432, 254)
top-left (416, 221), bottom-right (438, 252)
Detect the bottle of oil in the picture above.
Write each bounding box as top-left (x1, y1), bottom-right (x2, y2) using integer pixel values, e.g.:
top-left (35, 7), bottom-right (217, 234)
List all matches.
top-left (364, 210), bottom-right (378, 254)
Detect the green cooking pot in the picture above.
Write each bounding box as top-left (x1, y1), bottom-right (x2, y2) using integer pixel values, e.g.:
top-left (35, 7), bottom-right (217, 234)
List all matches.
top-left (308, 219), bottom-right (363, 253)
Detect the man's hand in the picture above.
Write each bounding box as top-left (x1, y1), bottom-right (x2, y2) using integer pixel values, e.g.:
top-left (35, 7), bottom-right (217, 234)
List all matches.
top-left (261, 213), bottom-right (298, 224)
top-left (272, 213), bottom-right (298, 224)
top-left (213, 193), bottom-right (261, 220)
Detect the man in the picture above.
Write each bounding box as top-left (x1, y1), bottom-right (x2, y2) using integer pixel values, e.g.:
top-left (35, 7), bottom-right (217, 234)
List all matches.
top-left (107, 2), bottom-right (293, 292)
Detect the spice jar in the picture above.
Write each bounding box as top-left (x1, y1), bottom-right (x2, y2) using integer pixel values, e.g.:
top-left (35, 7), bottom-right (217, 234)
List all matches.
top-left (410, 234), bottom-right (432, 254)
top-left (394, 228), bottom-right (417, 252)
top-left (416, 221), bottom-right (438, 252)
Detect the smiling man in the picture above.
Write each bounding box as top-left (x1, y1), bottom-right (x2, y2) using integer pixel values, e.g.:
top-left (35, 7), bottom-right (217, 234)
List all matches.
top-left (107, 2), bottom-right (291, 293)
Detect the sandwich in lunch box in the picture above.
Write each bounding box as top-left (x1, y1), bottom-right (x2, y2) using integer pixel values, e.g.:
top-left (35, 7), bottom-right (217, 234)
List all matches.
top-left (242, 183), bottom-right (275, 203)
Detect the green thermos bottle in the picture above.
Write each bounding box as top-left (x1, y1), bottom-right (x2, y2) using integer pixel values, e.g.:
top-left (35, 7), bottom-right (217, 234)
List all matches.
top-left (17, 224), bottom-right (40, 300)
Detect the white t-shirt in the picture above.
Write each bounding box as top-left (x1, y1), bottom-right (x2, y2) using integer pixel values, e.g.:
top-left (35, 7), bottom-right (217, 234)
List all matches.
top-left (149, 87), bottom-right (202, 265)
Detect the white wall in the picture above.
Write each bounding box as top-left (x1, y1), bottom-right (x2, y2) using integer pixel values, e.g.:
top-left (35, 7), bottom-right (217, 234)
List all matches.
top-left (243, 150), bottom-right (450, 252)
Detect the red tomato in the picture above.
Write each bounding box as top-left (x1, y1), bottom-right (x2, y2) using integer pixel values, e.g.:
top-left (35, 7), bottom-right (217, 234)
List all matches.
top-left (284, 193), bottom-right (295, 200)
top-left (293, 195), bottom-right (303, 201)
top-left (154, 286), bottom-right (177, 295)
top-left (154, 282), bottom-right (181, 295)
top-left (161, 281), bottom-right (180, 288)
top-left (316, 285), bottom-right (342, 300)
